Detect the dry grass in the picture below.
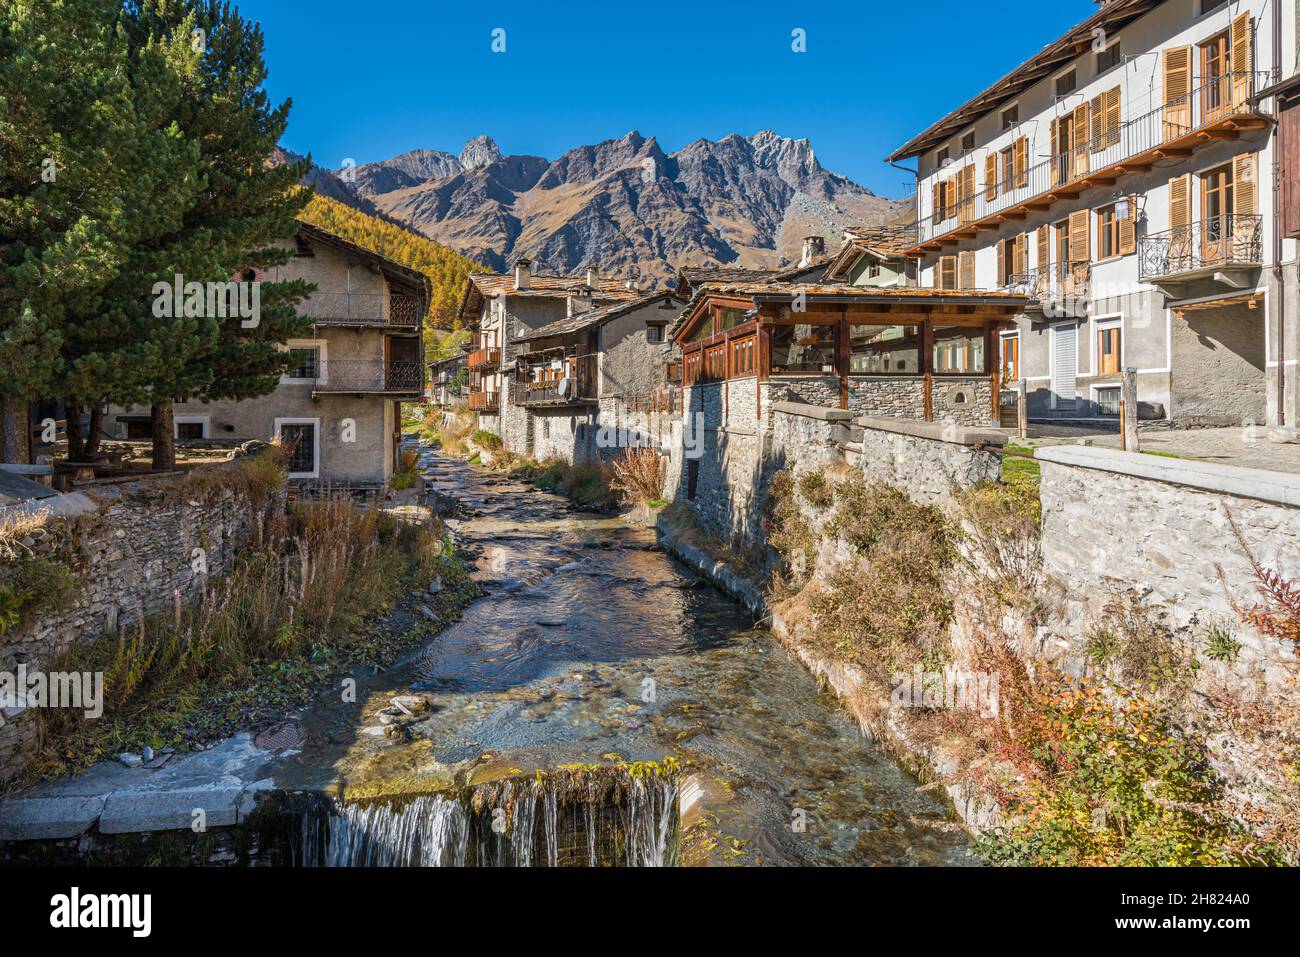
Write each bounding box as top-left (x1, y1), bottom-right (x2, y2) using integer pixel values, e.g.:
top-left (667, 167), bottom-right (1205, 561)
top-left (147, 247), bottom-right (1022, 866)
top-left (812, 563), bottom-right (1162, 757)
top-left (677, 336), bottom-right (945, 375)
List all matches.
top-left (609, 448), bottom-right (666, 507)
top-left (0, 511), bottom-right (50, 561)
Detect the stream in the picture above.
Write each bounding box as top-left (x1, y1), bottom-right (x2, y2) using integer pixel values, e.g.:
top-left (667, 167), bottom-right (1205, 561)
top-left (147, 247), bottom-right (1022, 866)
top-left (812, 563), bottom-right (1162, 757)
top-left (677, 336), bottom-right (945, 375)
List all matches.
top-left (290, 451), bottom-right (972, 867)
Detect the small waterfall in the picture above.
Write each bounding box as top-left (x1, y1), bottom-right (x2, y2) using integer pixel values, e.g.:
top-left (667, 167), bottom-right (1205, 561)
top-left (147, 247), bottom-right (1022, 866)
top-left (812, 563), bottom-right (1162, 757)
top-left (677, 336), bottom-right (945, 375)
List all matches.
top-left (289, 764), bottom-right (681, 867)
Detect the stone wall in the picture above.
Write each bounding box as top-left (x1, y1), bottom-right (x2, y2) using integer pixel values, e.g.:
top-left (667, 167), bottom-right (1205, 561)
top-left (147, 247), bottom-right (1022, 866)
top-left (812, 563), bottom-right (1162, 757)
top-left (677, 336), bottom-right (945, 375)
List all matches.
top-left (1038, 446), bottom-right (1299, 685)
top-left (931, 376), bottom-right (996, 428)
top-left (1, 473), bottom-right (267, 783)
top-left (851, 417), bottom-right (1004, 506)
top-left (765, 375), bottom-right (840, 411)
top-left (847, 377), bottom-right (926, 418)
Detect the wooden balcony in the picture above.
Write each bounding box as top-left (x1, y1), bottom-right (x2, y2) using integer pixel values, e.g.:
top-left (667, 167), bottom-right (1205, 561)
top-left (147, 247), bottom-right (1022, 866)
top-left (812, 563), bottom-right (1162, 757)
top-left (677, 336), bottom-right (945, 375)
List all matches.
top-left (468, 390), bottom-right (499, 412)
top-left (514, 353), bottom-right (597, 407)
top-left (300, 293), bottom-right (421, 327)
top-left (912, 72), bottom-right (1273, 256)
top-left (467, 347), bottom-right (501, 370)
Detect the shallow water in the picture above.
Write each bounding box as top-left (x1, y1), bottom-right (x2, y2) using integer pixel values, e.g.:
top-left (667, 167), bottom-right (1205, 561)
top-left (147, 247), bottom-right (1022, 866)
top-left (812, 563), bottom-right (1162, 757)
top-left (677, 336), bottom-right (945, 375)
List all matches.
top-left (346, 453), bottom-right (973, 867)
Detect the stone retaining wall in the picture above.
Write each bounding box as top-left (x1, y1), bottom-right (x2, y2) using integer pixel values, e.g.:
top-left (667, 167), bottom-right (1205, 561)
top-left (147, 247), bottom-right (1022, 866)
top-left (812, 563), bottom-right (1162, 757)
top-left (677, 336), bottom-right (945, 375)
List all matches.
top-left (1, 473), bottom-right (266, 783)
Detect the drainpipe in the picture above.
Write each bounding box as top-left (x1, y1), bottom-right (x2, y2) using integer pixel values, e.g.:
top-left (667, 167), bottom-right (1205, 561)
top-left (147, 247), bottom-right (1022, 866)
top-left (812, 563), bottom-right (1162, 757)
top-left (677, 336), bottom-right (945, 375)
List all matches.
top-left (1273, 0), bottom-right (1287, 425)
top-left (890, 159), bottom-right (920, 285)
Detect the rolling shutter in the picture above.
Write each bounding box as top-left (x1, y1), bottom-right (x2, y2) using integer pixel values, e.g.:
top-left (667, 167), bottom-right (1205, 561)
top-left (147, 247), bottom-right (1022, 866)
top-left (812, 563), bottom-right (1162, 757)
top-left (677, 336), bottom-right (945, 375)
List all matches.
top-left (1231, 14), bottom-right (1253, 110)
top-left (1163, 46), bottom-right (1192, 136)
top-left (1051, 324), bottom-right (1078, 410)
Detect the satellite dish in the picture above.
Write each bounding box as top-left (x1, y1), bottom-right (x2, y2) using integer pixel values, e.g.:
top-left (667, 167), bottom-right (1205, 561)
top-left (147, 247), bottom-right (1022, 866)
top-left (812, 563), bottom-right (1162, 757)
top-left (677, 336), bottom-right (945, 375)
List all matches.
top-left (557, 378), bottom-right (575, 398)
top-left (939, 157), bottom-right (953, 168)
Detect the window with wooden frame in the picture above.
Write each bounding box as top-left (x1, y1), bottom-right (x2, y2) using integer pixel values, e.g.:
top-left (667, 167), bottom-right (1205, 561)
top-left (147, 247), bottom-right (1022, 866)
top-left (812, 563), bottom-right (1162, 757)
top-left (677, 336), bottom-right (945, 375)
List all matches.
top-left (704, 343), bottom-right (726, 381)
top-left (1096, 40), bottom-right (1121, 74)
top-left (646, 324), bottom-right (664, 344)
top-left (849, 323), bottom-right (921, 374)
top-left (683, 351), bottom-right (702, 386)
top-left (1097, 326), bottom-right (1121, 376)
top-left (769, 323), bottom-right (837, 374)
top-left (665, 360), bottom-right (681, 383)
top-left (932, 325), bottom-right (987, 375)
top-left (937, 255), bottom-right (958, 290)
top-left (1201, 31), bottom-right (1231, 122)
top-left (962, 132), bottom-right (976, 151)
top-left (683, 315), bottom-right (715, 344)
top-left (1096, 204), bottom-right (1119, 260)
top-left (1001, 104), bottom-right (1019, 130)
top-left (1055, 70), bottom-right (1077, 97)
top-left (729, 335), bottom-right (756, 378)
top-left (1000, 145), bottom-right (1015, 191)
top-left (957, 165), bottom-right (976, 224)
top-left (1000, 334), bottom-right (1020, 383)
top-left (937, 147), bottom-right (950, 167)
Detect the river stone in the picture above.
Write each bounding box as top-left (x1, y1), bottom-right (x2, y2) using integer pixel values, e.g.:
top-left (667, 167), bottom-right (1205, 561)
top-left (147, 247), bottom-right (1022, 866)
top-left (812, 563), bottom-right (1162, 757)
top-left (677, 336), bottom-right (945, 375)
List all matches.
top-left (99, 787), bottom-right (242, 834)
top-left (118, 753), bottom-right (144, 768)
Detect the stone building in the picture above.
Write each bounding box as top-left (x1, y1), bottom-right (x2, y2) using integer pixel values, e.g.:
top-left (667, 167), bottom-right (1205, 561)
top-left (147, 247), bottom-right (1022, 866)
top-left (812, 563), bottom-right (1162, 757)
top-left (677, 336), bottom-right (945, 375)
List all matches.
top-left (107, 222), bottom-right (428, 487)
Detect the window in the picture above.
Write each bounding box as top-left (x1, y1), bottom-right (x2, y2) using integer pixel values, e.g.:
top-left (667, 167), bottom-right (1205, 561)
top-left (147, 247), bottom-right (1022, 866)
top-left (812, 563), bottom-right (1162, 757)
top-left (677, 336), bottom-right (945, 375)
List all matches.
top-left (1001, 335), bottom-right (1020, 383)
top-left (719, 306), bottom-right (748, 331)
top-left (1096, 386), bottom-right (1121, 416)
top-left (937, 147), bottom-right (950, 166)
top-left (1055, 70), bottom-right (1077, 97)
top-left (287, 346), bottom-right (320, 381)
top-left (867, 262), bottom-right (881, 279)
top-left (849, 324), bottom-right (920, 374)
top-left (175, 417), bottom-right (208, 441)
top-left (730, 335), bottom-right (756, 377)
top-left (1202, 162), bottom-right (1234, 235)
top-left (932, 326), bottom-right (986, 374)
top-left (1200, 0), bottom-right (1229, 14)
top-left (704, 343), bottom-right (726, 380)
top-left (1000, 146), bottom-right (1015, 188)
top-left (937, 255), bottom-right (958, 290)
top-left (276, 420), bottom-right (319, 478)
top-left (683, 352), bottom-right (702, 386)
top-left (1097, 204), bottom-right (1119, 259)
top-left (1200, 33), bottom-right (1230, 120)
top-left (1001, 105), bottom-right (1019, 130)
top-left (684, 314), bottom-right (714, 343)
top-left (1096, 40), bottom-right (1121, 73)
top-left (769, 323), bottom-right (837, 374)
top-left (961, 132), bottom-right (976, 151)
top-left (1098, 326), bottom-right (1121, 376)
top-left (646, 324), bottom-right (663, 344)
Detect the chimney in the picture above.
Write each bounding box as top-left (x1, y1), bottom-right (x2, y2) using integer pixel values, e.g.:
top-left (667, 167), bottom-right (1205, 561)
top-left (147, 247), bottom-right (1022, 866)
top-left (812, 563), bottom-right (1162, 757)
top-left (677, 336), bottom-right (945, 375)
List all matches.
top-left (567, 294), bottom-right (593, 319)
top-left (800, 235), bottom-right (826, 268)
top-left (514, 258), bottom-right (532, 291)
top-left (586, 266), bottom-right (600, 289)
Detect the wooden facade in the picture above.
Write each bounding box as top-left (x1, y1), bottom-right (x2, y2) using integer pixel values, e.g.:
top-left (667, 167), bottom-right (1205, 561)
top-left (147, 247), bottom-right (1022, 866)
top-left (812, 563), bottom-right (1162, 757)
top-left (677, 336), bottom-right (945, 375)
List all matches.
top-left (673, 288), bottom-right (1029, 423)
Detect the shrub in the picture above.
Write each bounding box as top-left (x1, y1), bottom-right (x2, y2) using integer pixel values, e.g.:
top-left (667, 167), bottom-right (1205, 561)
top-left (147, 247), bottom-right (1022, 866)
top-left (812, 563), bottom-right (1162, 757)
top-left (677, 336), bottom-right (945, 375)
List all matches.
top-left (0, 558), bottom-right (79, 637)
top-left (609, 448), bottom-right (666, 507)
top-left (472, 429), bottom-right (503, 452)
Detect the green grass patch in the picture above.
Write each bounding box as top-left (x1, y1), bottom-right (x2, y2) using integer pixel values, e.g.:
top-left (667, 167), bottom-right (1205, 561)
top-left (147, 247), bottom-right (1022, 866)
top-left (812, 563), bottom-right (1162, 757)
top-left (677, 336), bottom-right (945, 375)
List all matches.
top-left (1001, 444), bottom-right (1040, 488)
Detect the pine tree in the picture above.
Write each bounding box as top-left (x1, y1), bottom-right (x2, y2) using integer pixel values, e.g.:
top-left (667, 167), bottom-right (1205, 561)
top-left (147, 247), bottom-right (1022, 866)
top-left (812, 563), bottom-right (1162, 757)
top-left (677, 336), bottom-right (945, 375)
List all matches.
top-left (0, 0), bottom-right (200, 462)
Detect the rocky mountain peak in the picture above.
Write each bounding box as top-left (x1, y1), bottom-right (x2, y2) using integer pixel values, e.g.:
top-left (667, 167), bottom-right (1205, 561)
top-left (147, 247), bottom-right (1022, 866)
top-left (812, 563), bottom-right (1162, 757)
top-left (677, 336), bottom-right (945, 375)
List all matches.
top-left (459, 135), bottom-right (503, 171)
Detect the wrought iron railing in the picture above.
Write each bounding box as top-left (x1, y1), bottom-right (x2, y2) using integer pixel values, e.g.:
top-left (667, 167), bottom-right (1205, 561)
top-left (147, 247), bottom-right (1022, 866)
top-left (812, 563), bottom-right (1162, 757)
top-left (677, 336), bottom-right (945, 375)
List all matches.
top-left (918, 72), bottom-right (1272, 245)
top-left (299, 293), bottom-right (421, 326)
top-left (1139, 214), bottom-right (1264, 279)
top-left (312, 359), bottom-right (423, 392)
top-left (467, 347), bottom-right (500, 369)
top-left (1005, 260), bottom-right (1091, 301)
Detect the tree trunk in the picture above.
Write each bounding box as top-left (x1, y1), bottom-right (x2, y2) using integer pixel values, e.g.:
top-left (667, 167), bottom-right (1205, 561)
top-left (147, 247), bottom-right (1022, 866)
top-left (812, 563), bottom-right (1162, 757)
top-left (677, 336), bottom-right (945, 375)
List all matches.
top-left (151, 402), bottom-right (175, 471)
top-left (66, 400), bottom-right (85, 463)
top-left (84, 404), bottom-right (104, 458)
top-left (0, 395), bottom-right (30, 464)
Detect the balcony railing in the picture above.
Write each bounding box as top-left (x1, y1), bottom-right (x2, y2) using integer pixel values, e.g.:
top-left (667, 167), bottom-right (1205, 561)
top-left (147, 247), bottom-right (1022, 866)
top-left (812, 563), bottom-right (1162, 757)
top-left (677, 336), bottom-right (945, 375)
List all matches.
top-left (514, 353), bottom-right (598, 406)
top-left (299, 293), bottom-right (421, 326)
top-left (468, 390), bottom-right (499, 412)
top-left (467, 347), bottom-right (500, 370)
top-left (1139, 214), bottom-right (1263, 280)
top-left (310, 359), bottom-right (423, 393)
top-left (1005, 260), bottom-right (1092, 302)
top-left (918, 72), bottom-right (1272, 247)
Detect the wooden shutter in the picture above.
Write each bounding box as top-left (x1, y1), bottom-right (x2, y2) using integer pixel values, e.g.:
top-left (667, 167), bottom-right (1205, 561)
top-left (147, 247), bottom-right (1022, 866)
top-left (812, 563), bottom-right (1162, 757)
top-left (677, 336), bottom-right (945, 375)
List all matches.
top-left (938, 255), bottom-right (957, 290)
top-left (1163, 46), bottom-right (1192, 136)
top-left (1101, 88), bottom-right (1121, 149)
top-left (1234, 153), bottom-right (1257, 216)
top-left (1118, 194), bottom-right (1137, 255)
top-left (1014, 232), bottom-right (1028, 275)
top-left (1071, 103), bottom-right (1090, 178)
top-left (958, 250), bottom-right (976, 289)
top-left (1170, 174), bottom-right (1191, 230)
top-left (932, 182), bottom-right (942, 222)
top-left (1014, 137), bottom-right (1028, 189)
top-left (1068, 209), bottom-right (1091, 265)
top-left (960, 166), bottom-right (976, 224)
top-left (1231, 14), bottom-right (1253, 110)
top-left (997, 241), bottom-right (1007, 286)
top-left (1037, 225), bottom-right (1049, 269)
top-left (985, 153), bottom-right (998, 201)
top-left (1090, 93), bottom-right (1104, 147)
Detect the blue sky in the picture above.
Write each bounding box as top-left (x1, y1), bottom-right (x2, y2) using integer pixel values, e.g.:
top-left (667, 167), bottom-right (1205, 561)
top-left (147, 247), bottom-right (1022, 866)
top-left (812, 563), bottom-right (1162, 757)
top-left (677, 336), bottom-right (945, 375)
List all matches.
top-left (243, 0), bottom-right (1095, 199)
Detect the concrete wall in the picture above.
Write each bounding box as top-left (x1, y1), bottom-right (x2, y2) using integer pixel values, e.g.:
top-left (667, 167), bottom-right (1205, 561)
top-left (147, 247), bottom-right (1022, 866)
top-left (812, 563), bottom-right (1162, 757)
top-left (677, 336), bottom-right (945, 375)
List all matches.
top-left (0, 474), bottom-right (269, 783)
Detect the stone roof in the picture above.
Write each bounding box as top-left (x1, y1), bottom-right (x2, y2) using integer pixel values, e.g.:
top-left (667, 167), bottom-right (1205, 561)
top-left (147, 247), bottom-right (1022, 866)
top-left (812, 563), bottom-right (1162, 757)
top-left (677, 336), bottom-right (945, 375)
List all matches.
top-left (458, 271), bottom-right (641, 324)
top-left (514, 291), bottom-right (683, 343)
